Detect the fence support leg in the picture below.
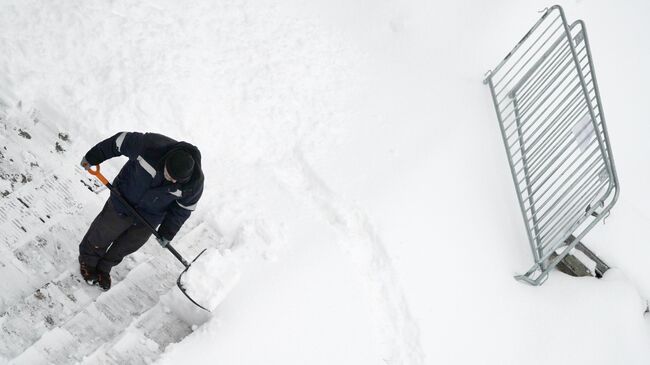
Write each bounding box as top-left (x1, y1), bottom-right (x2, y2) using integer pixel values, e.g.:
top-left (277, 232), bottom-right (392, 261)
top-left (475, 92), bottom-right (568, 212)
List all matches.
top-left (554, 234), bottom-right (609, 278)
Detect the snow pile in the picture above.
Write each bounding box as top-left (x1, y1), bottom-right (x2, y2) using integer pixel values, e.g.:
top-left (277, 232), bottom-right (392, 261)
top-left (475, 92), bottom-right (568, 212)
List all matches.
top-left (180, 248), bottom-right (240, 312)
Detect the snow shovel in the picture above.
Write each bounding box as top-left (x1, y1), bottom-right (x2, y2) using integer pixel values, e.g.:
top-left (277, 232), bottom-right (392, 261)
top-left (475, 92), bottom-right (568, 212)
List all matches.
top-left (87, 164), bottom-right (210, 312)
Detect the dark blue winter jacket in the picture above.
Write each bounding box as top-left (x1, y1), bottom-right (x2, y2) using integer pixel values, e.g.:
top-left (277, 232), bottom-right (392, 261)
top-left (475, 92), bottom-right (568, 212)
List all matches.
top-left (84, 132), bottom-right (204, 241)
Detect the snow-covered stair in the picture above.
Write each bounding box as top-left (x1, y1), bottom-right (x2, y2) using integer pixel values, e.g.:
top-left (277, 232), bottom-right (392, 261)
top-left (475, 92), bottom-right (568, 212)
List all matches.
top-left (79, 300), bottom-right (194, 364)
top-left (8, 239), bottom-right (203, 365)
top-left (0, 175), bottom-right (79, 250)
top-left (0, 175), bottom-right (87, 311)
top-left (0, 101), bottom-right (214, 365)
top-left (5, 232), bottom-right (207, 364)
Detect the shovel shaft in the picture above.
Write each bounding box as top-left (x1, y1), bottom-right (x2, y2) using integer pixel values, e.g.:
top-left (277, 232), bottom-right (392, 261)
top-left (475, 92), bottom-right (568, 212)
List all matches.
top-left (167, 245), bottom-right (190, 268)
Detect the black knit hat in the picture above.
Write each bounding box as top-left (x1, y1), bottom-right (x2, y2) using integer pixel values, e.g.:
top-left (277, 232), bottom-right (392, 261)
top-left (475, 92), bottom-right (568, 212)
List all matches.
top-left (165, 150), bottom-right (195, 183)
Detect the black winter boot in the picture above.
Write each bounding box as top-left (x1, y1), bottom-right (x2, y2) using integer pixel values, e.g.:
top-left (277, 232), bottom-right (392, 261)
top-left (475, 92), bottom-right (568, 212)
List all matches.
top-left (96, 271), bottom-right (112, 291)
top-left (79, 260), bottom-right (97, 284)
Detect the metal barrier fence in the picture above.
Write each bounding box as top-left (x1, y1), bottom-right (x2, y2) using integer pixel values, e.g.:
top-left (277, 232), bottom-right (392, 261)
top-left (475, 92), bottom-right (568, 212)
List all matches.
top-left (483, 5), bottom-right (619, 285)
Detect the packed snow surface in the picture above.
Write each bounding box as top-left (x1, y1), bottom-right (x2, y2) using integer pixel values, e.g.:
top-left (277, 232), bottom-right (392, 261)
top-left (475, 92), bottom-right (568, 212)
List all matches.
top-left (0, 0), bottom-right (649, 364)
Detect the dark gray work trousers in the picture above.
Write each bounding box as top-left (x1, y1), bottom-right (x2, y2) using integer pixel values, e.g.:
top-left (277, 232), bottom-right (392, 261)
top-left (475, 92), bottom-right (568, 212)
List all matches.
top-left (78, 199), bottom-right (152, 274)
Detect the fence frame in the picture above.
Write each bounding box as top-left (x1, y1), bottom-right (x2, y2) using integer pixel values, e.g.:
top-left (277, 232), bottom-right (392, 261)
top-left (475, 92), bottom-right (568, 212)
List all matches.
top-left (484, 5), bottom-right (619, 285)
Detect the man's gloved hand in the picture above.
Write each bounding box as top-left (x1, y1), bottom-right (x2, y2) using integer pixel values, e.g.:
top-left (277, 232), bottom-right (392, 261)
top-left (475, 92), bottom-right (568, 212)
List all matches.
top-left (80, 156), bottom-right (91, 170)
top-left (156, 236), bottom-right (170, 248)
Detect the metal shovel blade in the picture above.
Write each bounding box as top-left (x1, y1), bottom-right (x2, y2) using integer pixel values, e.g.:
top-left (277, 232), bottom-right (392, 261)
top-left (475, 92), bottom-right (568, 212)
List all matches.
top-left (176, 248), bottom-right (210, 312)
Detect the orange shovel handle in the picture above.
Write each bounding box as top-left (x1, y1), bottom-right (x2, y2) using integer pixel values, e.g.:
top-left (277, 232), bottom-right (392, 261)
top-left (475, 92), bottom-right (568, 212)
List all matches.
top-left (87, 165), bottom-right (109, 186)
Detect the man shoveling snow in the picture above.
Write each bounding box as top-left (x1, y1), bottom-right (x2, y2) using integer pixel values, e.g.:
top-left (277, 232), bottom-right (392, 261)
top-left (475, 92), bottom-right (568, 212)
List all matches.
top-left (78, 132), bottom-right (204, 291)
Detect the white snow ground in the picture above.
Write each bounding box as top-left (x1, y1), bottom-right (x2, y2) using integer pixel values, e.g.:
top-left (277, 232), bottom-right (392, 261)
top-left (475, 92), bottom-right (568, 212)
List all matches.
top-left (0, 0), bottom-right (649, 364)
